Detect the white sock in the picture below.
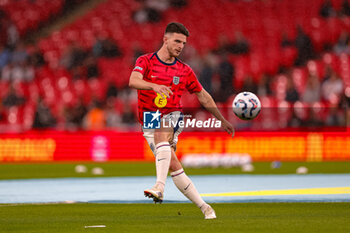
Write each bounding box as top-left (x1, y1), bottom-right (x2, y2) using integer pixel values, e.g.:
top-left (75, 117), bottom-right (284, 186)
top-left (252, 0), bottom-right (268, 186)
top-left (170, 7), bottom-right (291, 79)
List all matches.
top-left (171, 169), bottom-right (209, 212)
top-left (155, 142), bottom-right (171, 192)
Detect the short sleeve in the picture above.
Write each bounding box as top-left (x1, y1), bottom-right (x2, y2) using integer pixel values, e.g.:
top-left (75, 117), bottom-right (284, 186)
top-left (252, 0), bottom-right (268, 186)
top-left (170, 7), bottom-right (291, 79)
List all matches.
top-left (185, 69), bottom-right (203, 94)
top-left (132, 56), bottom-right (148, 76)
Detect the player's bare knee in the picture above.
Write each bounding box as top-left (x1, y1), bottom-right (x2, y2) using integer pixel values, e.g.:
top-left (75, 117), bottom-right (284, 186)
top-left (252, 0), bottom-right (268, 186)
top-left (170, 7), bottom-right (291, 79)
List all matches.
top-left (154, 131), bottom-right (173, 144)
top-left (154, 132), bottom-right (166, 144)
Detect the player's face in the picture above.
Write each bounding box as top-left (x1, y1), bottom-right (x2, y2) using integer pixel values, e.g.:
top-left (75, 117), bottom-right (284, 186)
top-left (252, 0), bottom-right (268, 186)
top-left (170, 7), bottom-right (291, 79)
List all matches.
top-left (165, 33), bottom-right (187, 57)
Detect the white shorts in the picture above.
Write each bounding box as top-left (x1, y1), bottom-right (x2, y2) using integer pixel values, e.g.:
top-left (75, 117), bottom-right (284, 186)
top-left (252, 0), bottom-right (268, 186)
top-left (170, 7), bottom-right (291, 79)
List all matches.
top-left (142, 111), bottom-right (184, 156)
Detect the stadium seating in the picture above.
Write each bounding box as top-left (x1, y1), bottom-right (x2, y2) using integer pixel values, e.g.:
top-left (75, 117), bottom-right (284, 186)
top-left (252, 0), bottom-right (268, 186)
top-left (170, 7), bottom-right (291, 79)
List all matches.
top-left (37, 0), bottom-right (349, 84)
top-left (0, 0), bottom-right (349, 132)
top-left (0, 0), bottom-right (64, 36)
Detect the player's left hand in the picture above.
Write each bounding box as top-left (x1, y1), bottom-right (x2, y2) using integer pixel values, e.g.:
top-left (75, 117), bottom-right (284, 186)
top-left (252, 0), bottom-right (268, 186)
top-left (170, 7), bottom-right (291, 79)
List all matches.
top-left (222, 119), bottom-right (235, 138)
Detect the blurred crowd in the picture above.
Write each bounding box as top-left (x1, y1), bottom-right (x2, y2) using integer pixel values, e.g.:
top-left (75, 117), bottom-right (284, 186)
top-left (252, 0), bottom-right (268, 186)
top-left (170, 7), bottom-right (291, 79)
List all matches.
top-left (0, 3), bottom-right (137, 131)
top-left (0, 0), bottom-right (350, 132)
top-left (133, 0), bottom-right (188, 23)
top-left (319, 0), bottom-right (350, 18)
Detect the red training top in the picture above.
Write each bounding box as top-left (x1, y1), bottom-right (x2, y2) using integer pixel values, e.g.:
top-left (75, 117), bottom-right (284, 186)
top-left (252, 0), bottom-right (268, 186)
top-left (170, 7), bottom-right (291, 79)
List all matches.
top-left (132, 52), bottom-right (203, 123)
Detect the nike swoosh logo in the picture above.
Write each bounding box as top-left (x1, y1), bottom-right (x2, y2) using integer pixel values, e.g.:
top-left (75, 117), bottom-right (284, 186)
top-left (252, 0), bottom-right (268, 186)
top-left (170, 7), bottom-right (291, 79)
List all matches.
top-left (184, 183), bottom-right (191, 190)
top-left (157, 158), bottom-right (166, 162)
top-left (151, 75), bottom-right (158, 78)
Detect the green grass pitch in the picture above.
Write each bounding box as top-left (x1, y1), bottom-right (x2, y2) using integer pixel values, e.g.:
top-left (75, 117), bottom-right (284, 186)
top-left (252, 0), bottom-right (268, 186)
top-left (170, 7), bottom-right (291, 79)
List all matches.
top-left (0, 203), bottom-right (349, 233)
top-left (1, 161), bottom-right (350, 179)
top-left (1, 161), bottom-right (349, 232)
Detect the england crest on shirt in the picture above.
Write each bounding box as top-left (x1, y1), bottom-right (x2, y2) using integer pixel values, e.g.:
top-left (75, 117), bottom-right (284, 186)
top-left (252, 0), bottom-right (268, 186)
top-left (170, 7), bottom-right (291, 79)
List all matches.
top-left (173, 76), bottom-right (180, 85)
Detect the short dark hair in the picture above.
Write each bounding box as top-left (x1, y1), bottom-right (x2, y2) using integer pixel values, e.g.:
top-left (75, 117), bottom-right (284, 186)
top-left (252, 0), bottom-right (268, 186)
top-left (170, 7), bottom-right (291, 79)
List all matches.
top-left (165, 22), bottom-right (189, 37)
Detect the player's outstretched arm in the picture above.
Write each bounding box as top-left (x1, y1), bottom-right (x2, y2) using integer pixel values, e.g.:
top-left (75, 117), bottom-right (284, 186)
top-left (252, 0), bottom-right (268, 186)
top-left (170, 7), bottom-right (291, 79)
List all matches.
top-left (195, 89), bottom-right (235, 137)
top-left (129, 71), bottom-right (173, 98)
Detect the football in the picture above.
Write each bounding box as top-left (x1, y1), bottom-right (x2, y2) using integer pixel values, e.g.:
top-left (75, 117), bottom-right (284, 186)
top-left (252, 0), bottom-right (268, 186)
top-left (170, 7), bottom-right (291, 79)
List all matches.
top-left (232, 92), bottom-right (261, 120)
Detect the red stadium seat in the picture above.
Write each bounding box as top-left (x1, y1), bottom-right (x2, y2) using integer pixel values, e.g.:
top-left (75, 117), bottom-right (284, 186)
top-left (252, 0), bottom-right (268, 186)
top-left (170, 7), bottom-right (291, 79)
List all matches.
top-left (1, 0), bottom-right (64, 36)
top-left (2, 0), bottom-right (349, 132)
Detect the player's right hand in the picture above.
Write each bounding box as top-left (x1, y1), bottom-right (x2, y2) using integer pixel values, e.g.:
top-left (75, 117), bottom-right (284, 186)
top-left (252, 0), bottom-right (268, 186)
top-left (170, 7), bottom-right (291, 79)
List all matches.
top-left (152, 84), bottom-right (173, 98)
top-left (222, 119), bottom-right (235, 138)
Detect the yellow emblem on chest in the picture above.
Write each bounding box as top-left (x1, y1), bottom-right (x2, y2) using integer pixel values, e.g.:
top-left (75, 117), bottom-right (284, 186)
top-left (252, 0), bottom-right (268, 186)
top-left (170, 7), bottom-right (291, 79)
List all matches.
top-left (154, 93), bottom-right (168, 108)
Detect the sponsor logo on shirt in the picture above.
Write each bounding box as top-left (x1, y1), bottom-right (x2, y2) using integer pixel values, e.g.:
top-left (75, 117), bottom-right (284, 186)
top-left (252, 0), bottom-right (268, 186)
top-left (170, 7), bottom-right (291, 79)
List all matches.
top-left (154, 93), bottom-right (167, 108)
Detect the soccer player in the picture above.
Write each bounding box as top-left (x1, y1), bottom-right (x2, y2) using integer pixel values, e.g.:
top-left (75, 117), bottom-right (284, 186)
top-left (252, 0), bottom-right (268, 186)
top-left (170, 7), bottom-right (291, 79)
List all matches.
top-left (129, 22), bottom-right (234, 219)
